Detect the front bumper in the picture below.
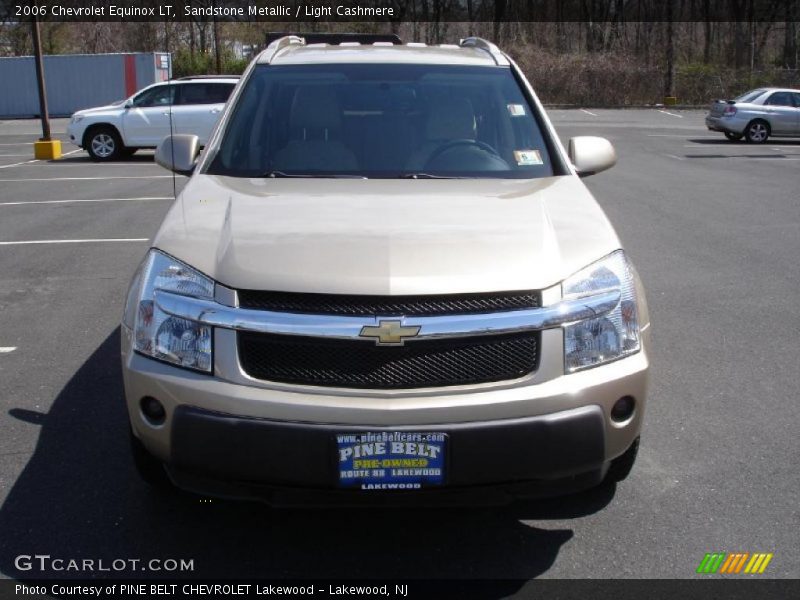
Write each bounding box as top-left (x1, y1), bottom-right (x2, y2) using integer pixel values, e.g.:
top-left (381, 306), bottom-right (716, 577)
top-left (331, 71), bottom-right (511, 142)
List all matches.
top-left (166, 404), bottom-right (609, 504)
top-left (122, 324), bottom-right (649, 500)
top-left (66, 121), bottom-right (85, 148)
top-left (172, 403), bottom-right (603, 481)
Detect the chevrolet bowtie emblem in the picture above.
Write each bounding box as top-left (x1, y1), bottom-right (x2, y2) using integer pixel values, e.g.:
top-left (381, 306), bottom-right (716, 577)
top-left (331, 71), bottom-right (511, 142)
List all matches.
top-left (359, 320), bottom-right (421, 345)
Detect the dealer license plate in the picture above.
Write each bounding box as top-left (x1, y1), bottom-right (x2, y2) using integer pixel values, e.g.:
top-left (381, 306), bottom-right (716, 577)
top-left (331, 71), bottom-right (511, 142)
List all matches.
top-left (336, 431), bottom-right (447, 490)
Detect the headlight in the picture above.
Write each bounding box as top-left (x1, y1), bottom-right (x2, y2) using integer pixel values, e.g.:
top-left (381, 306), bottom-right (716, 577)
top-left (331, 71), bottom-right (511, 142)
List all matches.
top-left (124, 250), bottom-right (214, 373)
top-left (70, 115), bottom-right (84, 124)
top-left (562, 250), bottom-right (640, 372)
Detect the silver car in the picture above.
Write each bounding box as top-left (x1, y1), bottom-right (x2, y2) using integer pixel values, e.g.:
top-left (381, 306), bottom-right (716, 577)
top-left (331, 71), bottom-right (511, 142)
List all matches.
top-left (706, 87), bottom-right (800, 143)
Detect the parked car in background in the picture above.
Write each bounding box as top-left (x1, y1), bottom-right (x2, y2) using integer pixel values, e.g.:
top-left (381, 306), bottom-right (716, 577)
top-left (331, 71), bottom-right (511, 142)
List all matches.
top-left (67, 76), bottom-right (239, 161)
top-left (705, 87), bottom-right (800, 143)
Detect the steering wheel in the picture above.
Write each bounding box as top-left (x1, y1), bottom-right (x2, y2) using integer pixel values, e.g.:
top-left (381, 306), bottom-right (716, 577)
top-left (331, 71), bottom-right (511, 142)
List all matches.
top-left (423, 139), bottom-right (502, 169)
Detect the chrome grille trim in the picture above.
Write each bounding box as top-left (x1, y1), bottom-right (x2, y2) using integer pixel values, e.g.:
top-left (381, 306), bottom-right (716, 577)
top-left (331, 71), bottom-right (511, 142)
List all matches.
top-left (154, 288), bottom-right (620, 341)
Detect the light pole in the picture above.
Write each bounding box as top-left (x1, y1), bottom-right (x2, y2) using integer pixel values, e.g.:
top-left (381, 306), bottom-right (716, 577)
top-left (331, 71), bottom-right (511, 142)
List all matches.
top-left (663, 2), bottom-right (676, 105)
top-left (31, 17), bottom-right (61, 159)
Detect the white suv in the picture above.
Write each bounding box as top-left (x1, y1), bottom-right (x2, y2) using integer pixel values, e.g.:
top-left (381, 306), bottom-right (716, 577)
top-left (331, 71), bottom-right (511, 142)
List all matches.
top-left (67, 76), bottom-right (238, 161)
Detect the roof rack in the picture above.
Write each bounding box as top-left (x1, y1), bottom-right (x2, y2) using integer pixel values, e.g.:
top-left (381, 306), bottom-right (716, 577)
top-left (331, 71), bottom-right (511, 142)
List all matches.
top-left (458, 37), bottom-right (509, 66)
top-left (265, 32), bottom-right (402, 47)
top-left (176, 75), bottom-right (241, 80)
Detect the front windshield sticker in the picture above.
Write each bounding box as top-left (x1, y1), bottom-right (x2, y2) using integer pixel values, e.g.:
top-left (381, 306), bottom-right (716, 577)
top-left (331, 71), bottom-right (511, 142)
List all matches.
top-left (507, 103), bottom-right (526, 116)
top-left (514, 149), bottom-right (543, 166)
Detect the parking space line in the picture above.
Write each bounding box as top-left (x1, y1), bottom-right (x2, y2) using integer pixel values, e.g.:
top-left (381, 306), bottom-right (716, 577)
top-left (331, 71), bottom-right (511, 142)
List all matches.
top-left (0, 347), bottom-right (17, 353)
top-left (580, 109), bottom-right (598, 116)
top-left (728, 156), bottom-right (800, 160)
top-left (24, 162), bottom-right (162, 167)
top-left (658, 110), bottom-right (683, 118)
top-left (0, 149), bottom-right (79, 169)
top-left (0, 238), bottom-right (149, 246)
top-left (0, 140), bottom-right (68, 144)
top-left (0, 175), bottom-right (175, 182)
top-left (680, 144), bottom-right (779, 148)
top-left (665, 154), bottom-right (685, 161)
top-left (0, 159), bottom-right (39, 170)
top-left (648, 135), bottom-right (719, 138)
top-left (0, 196), bottom-right (172, 207)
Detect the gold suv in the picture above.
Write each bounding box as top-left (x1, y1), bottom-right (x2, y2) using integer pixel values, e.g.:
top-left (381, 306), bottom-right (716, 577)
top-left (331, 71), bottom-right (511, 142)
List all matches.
top-left (122, 34), bottom-right (650, 504)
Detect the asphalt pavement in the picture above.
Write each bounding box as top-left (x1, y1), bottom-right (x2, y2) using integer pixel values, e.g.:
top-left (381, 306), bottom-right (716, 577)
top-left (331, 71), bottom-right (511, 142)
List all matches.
top-left (0, 110), bottom-right (797, 583)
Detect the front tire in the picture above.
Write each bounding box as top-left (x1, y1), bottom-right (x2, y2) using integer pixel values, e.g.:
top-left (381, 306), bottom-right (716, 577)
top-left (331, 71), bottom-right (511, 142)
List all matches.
top-left (85, 126), bottom-right (124, 161)
top-left (724, 132), bottom-right (743, 142)
top-left (744, 120), bottom-right (769, 144)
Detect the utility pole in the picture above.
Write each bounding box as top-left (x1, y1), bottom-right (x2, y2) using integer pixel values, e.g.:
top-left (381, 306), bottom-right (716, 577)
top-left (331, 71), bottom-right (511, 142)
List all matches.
top-left (664, 1), bottom-right (676, 104)
top-left (31, 17), bottom-right (51, 141)
top-left (31, 16), bottom-right (61, 159)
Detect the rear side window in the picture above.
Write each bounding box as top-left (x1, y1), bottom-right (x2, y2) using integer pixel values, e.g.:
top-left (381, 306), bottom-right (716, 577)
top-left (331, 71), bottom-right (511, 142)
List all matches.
top-left (207, 64), bottom-right (556, 179)
top-left (177, 83), bottom-right (235, 105)
top-left (764, 92), bottom-right (795, 107)
top-left (206, 83), bottom-right (236, 103)
top-left (733, 89), bottom-right (766, 103)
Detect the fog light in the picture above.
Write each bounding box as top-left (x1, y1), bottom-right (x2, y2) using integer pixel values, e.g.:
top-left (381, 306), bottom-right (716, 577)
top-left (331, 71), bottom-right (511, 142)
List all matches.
top-left (140, 396), bottom-right (166, 424)
top-left (611, 396), bottom-right (635, 422)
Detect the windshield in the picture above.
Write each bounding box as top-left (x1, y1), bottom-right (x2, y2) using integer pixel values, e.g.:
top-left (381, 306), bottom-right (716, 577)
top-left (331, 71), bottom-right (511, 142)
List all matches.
top-left (207, 64), bottom-right (555, 179)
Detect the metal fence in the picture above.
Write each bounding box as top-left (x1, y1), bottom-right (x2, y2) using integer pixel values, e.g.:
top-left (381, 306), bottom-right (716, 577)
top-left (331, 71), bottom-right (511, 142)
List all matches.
top-left (0, 52), bottom-right (171, 118)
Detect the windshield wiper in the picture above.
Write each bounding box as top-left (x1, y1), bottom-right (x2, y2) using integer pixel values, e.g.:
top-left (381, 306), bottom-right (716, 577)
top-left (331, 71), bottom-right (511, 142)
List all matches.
top-left (400, 173), bottom-right (464, 179)
top-left (262, 170), bottom-right (367, 179)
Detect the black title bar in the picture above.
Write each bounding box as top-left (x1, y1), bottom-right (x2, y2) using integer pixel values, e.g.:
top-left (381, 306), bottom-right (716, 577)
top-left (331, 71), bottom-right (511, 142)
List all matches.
top-left (3, 0), bottom-right (798, 23)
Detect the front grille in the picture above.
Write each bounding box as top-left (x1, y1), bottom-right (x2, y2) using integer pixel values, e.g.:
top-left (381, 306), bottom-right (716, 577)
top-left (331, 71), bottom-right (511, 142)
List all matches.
top-left (238, 332), bottom-right (539, 389)
top-left (237, 289), bottom-right (540, 316)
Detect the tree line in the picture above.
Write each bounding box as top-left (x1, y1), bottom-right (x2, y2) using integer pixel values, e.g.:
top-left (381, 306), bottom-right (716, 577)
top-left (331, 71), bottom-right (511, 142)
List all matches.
top-left (0, 0), bottom-right (797, 104)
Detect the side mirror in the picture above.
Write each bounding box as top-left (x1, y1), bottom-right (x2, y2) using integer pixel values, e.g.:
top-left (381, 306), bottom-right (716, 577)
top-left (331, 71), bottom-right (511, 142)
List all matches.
top-left (155, 134), bottom-right (200, 176)
top-left (568, 136), bottom-right (616, 177)
top-left (124, 99), bottom-right (134, 109)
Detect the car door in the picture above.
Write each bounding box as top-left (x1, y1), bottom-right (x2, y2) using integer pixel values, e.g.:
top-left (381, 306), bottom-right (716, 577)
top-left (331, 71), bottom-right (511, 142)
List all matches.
top-left (172, 83), bottom-right (235, 144)
top-left (761, 91), bottom-right (796, 135)
top-left (121, 84), bottom-right (176, 147)
top-left (792, 93), bottom-right (800, 134)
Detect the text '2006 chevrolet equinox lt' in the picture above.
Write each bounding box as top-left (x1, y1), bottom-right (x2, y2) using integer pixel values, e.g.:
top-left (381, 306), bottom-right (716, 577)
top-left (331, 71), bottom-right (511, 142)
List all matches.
top-left (122, 34), bottom-right (651, 505)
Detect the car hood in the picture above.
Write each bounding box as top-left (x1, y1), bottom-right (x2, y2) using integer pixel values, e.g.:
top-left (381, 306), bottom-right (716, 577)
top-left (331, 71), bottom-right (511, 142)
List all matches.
top-left (152, 175), bottom-right (621, 295)
top-left (72, 102), bottom-right (125, 117)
